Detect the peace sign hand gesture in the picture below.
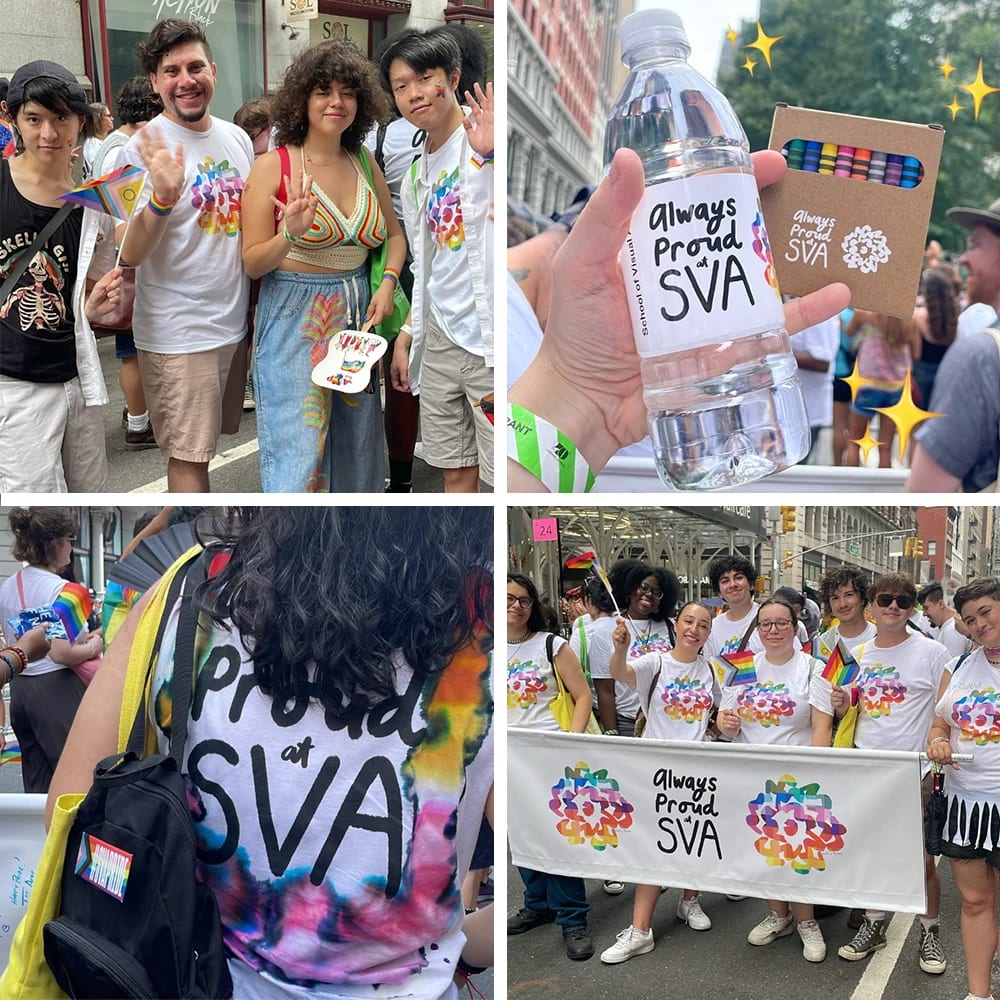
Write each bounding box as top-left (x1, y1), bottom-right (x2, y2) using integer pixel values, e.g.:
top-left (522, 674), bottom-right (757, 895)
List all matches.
top-left (462, 82), bottom-right (493, 159)
top-left (271, 168), bottom-right (319, 240)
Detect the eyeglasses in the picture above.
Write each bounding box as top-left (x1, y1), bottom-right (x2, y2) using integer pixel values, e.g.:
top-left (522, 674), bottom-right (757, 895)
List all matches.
top-left (64, 535), bottom-right (77, 544)
top-left (507, 594), bottom-right (532, 609)
top-left (636, 583), bottom-right (663, 600)
top-left (758, 619), bottom-right (794, 631)
top-left (875, 593), bottom-right (915, 609)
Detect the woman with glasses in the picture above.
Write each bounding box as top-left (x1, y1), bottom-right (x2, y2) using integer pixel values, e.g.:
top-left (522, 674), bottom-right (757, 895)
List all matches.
top-left (717, 595), bottom-right (834, 963)
top-left (507, 572), bottom-right (596, 961)
top-left (0, 507), bottom-right (103, 793)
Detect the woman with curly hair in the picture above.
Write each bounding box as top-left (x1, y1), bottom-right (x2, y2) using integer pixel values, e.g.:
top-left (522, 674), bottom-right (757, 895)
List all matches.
top-left (243, 42), bottom-right (406, 492)
top-left (48, 507), bottom-right (493, 996)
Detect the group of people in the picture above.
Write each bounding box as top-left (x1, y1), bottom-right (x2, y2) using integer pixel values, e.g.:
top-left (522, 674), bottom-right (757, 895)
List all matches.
top-left (1, 16), bottom-right (494, 494)
top-left (507, 553), bottom-right (1000, 1000)
top-left (1, 505), bottom-right (494, 998)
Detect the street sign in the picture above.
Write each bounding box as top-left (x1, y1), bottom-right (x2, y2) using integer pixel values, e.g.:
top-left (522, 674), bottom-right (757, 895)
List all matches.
top-left (848, 544), bottom-right (860, 554)
top-left (532, 517), bottom-right (558, 542)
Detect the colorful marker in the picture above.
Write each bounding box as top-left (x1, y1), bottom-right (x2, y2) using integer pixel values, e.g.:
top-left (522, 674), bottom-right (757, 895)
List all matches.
top-left (867, 150), bottom-right (887, 183)
top-left (834, 145), bottom-right (855, 177)
top-left (850, 147), bottom-right (871, 180)
top-left (803, 140), bottom-right (822, 172)
top-left (900, 156), bottom-right (921, 188)
top-left (785, 138), bottom-right (805, 170)
top-left (884, 154), bottom-right (903, 187)
top-left (818, 142), bottom-right (837, 174)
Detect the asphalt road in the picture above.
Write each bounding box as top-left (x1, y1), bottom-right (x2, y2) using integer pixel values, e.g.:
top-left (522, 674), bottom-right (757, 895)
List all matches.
top-left (507, 858), bottom-right (989, 1000)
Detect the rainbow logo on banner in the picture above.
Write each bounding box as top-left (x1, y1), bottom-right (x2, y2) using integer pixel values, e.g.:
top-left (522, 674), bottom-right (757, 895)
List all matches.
top-left (53, 582), bottom-right (93, 641)
top-left (821, 638), bottom-right (861, 687)
top-left (711, 650), bottom-right (758, 688)
top-left (58, 164), bottom-right (146, 221)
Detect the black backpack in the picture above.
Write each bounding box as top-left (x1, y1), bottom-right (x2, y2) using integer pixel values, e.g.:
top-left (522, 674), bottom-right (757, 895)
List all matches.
top-left (43, 550), bottom-right (233, 999)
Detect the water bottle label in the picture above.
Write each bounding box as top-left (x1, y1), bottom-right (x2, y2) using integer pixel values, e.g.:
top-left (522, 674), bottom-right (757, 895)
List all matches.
top-left (621, 173), bottom-right (785, 356)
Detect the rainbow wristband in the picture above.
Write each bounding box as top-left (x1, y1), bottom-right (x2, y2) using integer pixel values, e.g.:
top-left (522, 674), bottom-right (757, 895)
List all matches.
top-left (148, 193), bottom-right (175, 217)
top-left (507, 403), bottom-right (595, 493)
top-left (382, 267), bottom-right (400, 288)
top-left (470, 149), bottom-right (494, 169)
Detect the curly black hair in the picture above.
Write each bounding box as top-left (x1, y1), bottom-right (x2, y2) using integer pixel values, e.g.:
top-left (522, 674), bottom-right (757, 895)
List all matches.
top-left (818, 565), bottom-right (870, 613)
top-left (196, 507), bottom-right (492, 718)
top-left (115, 76), bottom-right (163, 126)
top-left (708, 554), bottom-right (758, 593)
top-left (272, 40), bottom-right (389, 152)
top-left (620, 563), bottom-right (679, 622)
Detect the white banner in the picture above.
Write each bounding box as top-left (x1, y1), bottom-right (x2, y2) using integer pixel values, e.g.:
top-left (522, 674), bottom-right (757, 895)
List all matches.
top-left (508, 730), bottom-right (927, 913)
top-left (0, 794), bottom-right (47, 968)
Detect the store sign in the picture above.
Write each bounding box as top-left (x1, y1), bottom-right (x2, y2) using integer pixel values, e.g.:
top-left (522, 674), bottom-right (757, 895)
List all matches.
top-left (672, 506), bottom-right (765, 536)
top-left (287, 0), bottom-right (318, 21)
top-left (310, 14), bottom-right (368, 47)
top-left (151, 0), bottom-right (223, 27)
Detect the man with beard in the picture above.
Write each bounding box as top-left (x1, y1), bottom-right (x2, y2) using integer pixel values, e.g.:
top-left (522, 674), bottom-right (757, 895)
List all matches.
top-left (120, 18), bottom-right (252, 492)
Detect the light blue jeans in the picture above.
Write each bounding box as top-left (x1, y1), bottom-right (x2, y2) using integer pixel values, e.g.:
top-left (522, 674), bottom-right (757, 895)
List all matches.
top-left (254, 266), bottom-right (385, 493)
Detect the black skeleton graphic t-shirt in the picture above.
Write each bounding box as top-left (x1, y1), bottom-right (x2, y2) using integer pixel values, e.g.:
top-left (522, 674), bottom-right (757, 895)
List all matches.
top-left (0, 158), bottom-right (82, 382)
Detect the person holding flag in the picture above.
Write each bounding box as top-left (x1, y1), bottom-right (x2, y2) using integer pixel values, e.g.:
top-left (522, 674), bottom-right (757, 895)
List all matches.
top-left (0, 60), bottom-right (125, 491)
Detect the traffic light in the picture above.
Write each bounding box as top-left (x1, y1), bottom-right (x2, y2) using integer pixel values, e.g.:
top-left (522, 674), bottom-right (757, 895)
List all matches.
top-left (780, 506), bottom-right (796, 533)
top-left (904, 538), bottom-right (913, 557)
top-left (784, 550), bottom-right (793, 569)
top-left (913, 538), bottom-right (924, 558)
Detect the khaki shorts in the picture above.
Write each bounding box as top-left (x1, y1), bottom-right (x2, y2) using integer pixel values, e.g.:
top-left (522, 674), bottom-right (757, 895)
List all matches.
top-left (138, 339), bottom-right (246, 464)
top-left (418, 317), bottom-right (494, 485)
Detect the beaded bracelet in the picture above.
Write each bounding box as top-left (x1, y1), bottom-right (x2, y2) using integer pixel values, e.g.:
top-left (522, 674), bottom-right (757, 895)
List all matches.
top-left (282, 226), bottom-right (299, 244)
top-left (507, 403), bottom-right (596, 493)
top-left (3, 645), bottom-right (27, 672)
top-left (148, 192), bottom-right (176, 217)
top-left (381, 267), bottom-right (400, 288)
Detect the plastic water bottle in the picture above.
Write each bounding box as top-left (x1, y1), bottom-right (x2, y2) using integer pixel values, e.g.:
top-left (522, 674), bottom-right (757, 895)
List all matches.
top-left (605, 8), bottom-right (810, 490)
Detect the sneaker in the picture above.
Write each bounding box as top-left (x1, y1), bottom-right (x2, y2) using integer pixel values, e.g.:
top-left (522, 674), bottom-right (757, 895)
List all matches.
top-left (564, 926), bottom-right (594, 961)
top-left (726, 894), bottom-right (747, 901)
top-left (918, 923), bottom-right (946, 974)
top-left (797, 919), bottom-right (827, 962)
top-left (121, 406), bottom-right (128, 429)
top-left (603, 879), bottom-right (625, 896)
top-left (677, 897), bottom-right (712, 931)
top-left (747, 911), bottom-right (795, 946)
top-left (847, 908), bottom-right (864, 930)
top-left (243, 372), bottom-right (255, 410)
top-left (507, 907), bottom-right (556, 935)
top-left (837, 916), bottom-right (887, 961)
top-left (123, 423), bottom-right (157, 450)
top-left (599, 925), bottom-right (654, 964)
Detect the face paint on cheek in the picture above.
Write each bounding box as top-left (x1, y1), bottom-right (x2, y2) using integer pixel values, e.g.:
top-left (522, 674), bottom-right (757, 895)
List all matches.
top-left (434, 78), bottom-right (447, 99)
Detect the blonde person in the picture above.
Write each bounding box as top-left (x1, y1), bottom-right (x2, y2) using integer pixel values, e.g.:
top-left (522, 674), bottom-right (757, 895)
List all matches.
top-left (506, 572), bottom-right (595, 961)
top-left (600, 601), bottom-right (717, 964)
top-left (717, 595), bottom-right (834, 963)
top-left (927, 578), bottom-right (1000, 1000)
top-left (242, 41), bottom-right (405, 493)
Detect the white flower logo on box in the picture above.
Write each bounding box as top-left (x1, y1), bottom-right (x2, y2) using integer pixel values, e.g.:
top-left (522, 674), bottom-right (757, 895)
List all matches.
top-left (841, 225), bottom-right (892, 274)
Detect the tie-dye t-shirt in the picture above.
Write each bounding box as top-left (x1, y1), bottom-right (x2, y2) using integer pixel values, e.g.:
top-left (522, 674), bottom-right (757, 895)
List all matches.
top-left (719, 650), bottom-right (833, 746)
top-left (630, 650), bottom-right (717, 742)
top-left (507, 631), bottom-right (567, 732)
top-left (150, 601), bottom-right (493, 999)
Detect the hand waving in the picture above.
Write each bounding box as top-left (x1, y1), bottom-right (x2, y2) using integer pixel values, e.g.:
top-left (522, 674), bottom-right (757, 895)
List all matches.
top-left (462, 82), bottom-right (493, 158)
top-left (272, 168), bottom-right (319, 239)
top-left (136, 129), bottom-right (186, 205)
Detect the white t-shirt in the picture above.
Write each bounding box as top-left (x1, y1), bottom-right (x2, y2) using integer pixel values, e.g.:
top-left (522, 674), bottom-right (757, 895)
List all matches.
top-left (423, 125), bottom-right (480, 355)
top-left (935, 617), bottom-right (970, 658)
top-left (791, 316), bottom-right (840, 428)
top-left (850, 632), bottom-right (951, 768)
top-left (720, 650), bottom-right (832, 746)
top-left (0, 566), bottom-right (76, 677)
top-left (817, 621), bottom-right (878, 659)
top-left (363, 118), bottom-right (422, 229)
top-left (580, 615), bottom-right (640, 720)
top-left (957, 301), bottom-right (997, 339)
top-left (631, 650), bottom-right (717, 742)
top-left (507, 631), bottom-right (567, 732)
top-left (123, 115), bottom-right (252, 354)
top-left (705, 604), bottom-right (761, 659)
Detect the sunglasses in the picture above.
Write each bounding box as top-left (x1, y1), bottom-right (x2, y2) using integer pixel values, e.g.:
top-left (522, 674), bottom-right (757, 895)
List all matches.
top-left (507, 594), bottom-right (532, 609)
top-left (875, 593), bottom-right (915, 609)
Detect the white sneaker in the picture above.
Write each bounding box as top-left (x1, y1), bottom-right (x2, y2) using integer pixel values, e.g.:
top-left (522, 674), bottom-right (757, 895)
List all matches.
top-left (677, 897), bottom-right (712, 931)
top-left (726, 893), bottom-right (747, 901)
top-left (797, 919), bottom-right (827, 962)
top-left (603, 879), bottom-right (625, 896)
top-left (600, 925), bottom-right (654, 964)
top-left (747, 911), bottom-right (795, 946)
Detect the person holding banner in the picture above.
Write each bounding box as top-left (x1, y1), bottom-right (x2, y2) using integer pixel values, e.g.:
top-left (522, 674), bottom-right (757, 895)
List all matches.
top-left (830, 572), bottom-right (950, 975)
top-left (599, 601), bottom-right (717, 964)
top-left (717, 595), bottom-right (834, 962)
top-left (817, 566), bottom-right (876, 659)
top-left (926, 577), bottom-right (1000, 1000)
top-left (507, 572), bottom-right (596, 961)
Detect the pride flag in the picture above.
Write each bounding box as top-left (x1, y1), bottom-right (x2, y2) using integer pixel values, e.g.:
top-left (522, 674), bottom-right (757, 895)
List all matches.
top-left (710, 650), bottom-right (758, 688)
top-left (565, 551), bottom-right (596, 570)
top-left (52, 582), bottom-right (93, 641)
top-left (821, 637), bottom-right (861, 686)
top-left (58, 164), bottom-right (146, 221)
top-left (1, 742), bottom-right (22, 766)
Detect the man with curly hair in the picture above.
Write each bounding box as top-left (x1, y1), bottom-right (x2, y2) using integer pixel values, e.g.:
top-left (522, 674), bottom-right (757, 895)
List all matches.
top-left (120, 18), bottom-right (253, 492)
top-left (817, 565), bottom-right (876, 659)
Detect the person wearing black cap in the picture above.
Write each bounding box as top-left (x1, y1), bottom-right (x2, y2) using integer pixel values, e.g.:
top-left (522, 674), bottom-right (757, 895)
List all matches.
top-left (908, 198), bottom-right (1000, 492)
top-left (0, 60), bottom-right (124, 492)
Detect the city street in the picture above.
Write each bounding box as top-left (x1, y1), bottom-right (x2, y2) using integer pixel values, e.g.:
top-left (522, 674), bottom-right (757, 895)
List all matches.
top-left (507, 859), bottom-right (984, 1000)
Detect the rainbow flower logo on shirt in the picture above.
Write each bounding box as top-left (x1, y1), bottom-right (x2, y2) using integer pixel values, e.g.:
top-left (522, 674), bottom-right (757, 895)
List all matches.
top-left (736, 682), bottom-right (796, 728)
top-left (192, 157), bottom-right (244, 237)
top-left (427, 166), bottom-right (464, 251)
top-left (507, 659), bottom-right (548, 709)
top-left (859, 665), bottom-right (907, 719)
top-left (952, 688), bottom-right (1000, 746)
top-left (630, 633), bottom-right (673, 657)
top-left (660, 676), bottom-right (714, 724)
top-left (549, 762), bottom-right (634, 850)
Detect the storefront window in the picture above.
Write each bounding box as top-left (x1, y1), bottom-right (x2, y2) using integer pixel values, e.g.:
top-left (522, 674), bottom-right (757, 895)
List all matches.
top-left (89, 0), bottom-right (264, 121)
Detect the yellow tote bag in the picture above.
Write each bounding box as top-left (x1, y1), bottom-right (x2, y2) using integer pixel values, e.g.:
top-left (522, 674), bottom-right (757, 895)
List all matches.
top-left (832, 642), bottom-right (866, 749)
top-left (0, 546), bottom-right (201, 1000)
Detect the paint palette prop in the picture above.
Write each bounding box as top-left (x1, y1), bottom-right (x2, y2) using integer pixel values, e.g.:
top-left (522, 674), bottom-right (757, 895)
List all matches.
top-left (311, 329), bottom-right (387, 394)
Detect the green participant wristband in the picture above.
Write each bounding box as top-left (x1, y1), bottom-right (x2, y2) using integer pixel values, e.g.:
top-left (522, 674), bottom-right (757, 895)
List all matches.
top-left (507, 403), bottom-right (596, 493)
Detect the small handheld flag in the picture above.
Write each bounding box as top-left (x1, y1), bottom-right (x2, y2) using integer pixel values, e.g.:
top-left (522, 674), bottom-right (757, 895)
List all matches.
top-left (711, 650), bottom-right (758, 688)
top-left (52, 582), bottom-right (93, 642)
top-left (1, 742), bottom-right (22, 767)
top-left (821, 638), bottom-right (860, 686)
top-left (565, 551), bottom-right (596, 570)
top-left (58, 164), bottom-right (146, 221)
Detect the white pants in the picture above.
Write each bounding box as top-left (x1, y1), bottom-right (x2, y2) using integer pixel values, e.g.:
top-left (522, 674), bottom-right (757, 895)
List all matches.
top-left (0, 374), bottom-right (108, 492)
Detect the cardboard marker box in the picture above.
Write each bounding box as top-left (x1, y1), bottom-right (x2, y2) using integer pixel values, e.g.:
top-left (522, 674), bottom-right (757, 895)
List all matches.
top-left (760, 104), bottom-right (945, 319)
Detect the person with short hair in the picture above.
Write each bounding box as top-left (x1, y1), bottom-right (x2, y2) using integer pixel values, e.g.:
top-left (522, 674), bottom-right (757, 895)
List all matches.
top-left (120, 18), bottom-right (253, 493)
top-left (918, 583), bottom-right (970, 657)
top-left (233, 97), bottom-right (272, 159)
top-left (817, 566), bottom-right (876, 658)
top-left (704, 554), bottom-right (761, 658)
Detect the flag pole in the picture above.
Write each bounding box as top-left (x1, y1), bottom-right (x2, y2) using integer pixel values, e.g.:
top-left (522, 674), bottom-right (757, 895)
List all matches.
top-left (114, 170), bottom-right (150, 268)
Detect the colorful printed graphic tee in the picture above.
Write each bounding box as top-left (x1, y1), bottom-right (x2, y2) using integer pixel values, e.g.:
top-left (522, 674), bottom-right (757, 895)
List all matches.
top-left (720, 650), bottom-right (833, 746)
top-left (705, 604), bottom-right (762, 659)
top-left (817, 620), bottom-right (877, 659)
top-left (630, 650), bottom-right (717, 742)
top-left (507, 631), bottom-right (566, 732)
top-left (151, 601), bottom-right (493, 999)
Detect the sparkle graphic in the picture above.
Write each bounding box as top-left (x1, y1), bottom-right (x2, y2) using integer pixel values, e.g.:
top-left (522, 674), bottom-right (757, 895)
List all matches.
top-left (725, 24), bottom-right (739, 47)
top-left (946, 95), bottom-right (965, 120)
top-left (839, 356), bottom-right (868, 404)
top-left (939, 55), bottom-right (955, 80)
top-left (873, 370), bottom-right (945, 461)
top-left (959, 60), bottom-right (1000, 121)
top-left (549, 762), bottom-right (635, 850)
top-left (742, 55), bottom-right (758, 76)
top-left (851, 424), bottom-right (880, 464)
top-left (744, 20), bottom-right (783, 71)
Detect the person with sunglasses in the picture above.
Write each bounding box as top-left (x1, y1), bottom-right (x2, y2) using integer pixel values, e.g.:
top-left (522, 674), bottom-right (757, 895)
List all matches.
top-left (829, 572), bottom-right (952, 975)
top-left (506, 572), bottom-right (596, 961)
top-left (717, 595), bottom-right (834, 963)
